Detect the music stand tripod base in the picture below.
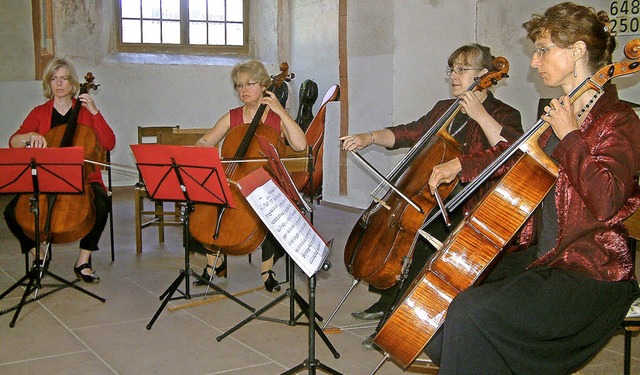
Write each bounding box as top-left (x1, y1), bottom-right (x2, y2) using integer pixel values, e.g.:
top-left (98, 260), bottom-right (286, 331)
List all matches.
top-left (131, 144), bottom-right (256, 330)
top-left (280, 272), bottom-right (342, 375)
top-left (0, 257), bottom-right (106, 327)
top-left (0, 147), bottom-right (106, 327)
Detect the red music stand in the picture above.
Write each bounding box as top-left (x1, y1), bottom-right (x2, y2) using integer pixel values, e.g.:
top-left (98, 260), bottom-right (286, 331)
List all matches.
top-left (0, 147), bottom-right (106, 328)
top-left (131, 144), bottom-right (254, 330)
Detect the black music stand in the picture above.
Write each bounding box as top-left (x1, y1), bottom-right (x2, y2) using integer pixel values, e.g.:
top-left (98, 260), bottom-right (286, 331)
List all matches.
top-left (131, 144), bottom-right (256, 330)
top-left (0, 147), bottom-right (106, 327)
top-left (215, 167), bottom-right (341, 374)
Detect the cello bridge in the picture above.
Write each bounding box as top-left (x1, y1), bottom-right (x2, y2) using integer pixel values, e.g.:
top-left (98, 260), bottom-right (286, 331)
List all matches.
top-left (371, 196), bottom-right (391, 210)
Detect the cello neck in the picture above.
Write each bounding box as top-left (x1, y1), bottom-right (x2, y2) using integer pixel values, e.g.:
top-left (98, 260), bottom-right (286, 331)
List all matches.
top-left (59, 73), bottom-right (97, 148)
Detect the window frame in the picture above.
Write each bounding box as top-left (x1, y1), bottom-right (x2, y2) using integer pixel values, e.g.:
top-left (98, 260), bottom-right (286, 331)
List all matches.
top-left (115, 0), bottom-right (250, 55)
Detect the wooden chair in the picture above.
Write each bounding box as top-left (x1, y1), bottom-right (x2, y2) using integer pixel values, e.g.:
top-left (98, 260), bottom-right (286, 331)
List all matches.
top-left (173, 127), bottom-right (210, 135)
top-left (134, 125), bottom-right (180, 253)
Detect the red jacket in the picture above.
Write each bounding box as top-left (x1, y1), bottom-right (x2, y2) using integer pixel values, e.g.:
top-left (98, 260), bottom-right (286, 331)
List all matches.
top-left (531, 85), bottom-right (640, 282)
top-left (9, 99), bottom-right (116, 188)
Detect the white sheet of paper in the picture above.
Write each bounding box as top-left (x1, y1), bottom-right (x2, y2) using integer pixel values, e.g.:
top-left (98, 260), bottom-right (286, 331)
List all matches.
top-left (245, 179), bottom-right (329, 277)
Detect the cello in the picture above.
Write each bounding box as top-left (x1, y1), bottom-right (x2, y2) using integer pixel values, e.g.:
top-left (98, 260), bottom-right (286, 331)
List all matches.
top-left (372, 39), bottom-right (640, 371)
top-left (188, 63), bottom-right (294, 255)
top-left (14, 73), bottom-right (103, 244)
top-left (291, 84), bottom-right (341, 196)
top-left (343, 58), bottom-right (510, 291)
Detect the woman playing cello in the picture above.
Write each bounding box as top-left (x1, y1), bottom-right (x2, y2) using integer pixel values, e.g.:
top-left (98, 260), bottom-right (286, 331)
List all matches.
top-left (425, 3), bottom-right (640, 373)
top-left (341, 44), bottom-right (528, 346)
top-left (4, 57), bottom-right (115, 283)
top-left (193, 60), bottom-right (306, 292)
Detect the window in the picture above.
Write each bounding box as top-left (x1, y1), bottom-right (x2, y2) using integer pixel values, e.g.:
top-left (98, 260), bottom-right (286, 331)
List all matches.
top-left (116, 0), bottom-right (249, 55)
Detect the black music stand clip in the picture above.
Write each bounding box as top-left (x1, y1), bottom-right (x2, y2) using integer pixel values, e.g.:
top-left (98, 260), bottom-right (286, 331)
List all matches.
top-left (0, 147), bottom-right (106, 327)
top-left (131, 144), bottom-right (255, 330)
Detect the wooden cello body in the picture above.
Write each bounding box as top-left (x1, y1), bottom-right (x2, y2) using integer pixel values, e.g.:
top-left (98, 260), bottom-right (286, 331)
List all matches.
top-left (291, 84), bottom-right (340, 195)
top-left (189, 125), bottom-right (285, 254)
top-left (14, 73), bottom-right (102, 244)
top-left (344, 132), bottom-right (462, 290)
top-left (343, 59), bottom-right (510, 290)
top-left (188, 63), bottom-right (292, 255)
top-left (373, 41), bottom-right (640, 370)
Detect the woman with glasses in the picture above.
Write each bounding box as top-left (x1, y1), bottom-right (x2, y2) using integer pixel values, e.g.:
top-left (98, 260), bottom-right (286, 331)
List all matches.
top-left (424, 3), bottom-right (640, 373)
top-left (193, 60), bottom-right (306, 292)
top-left (340, 43), bottom-right (528, 347)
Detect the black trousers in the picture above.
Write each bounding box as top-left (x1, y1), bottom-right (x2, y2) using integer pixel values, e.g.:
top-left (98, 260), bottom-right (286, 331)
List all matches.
top-left (424, 246), bottom-right (640, 374)
top-left (3, 182), bottom-right (111, 253)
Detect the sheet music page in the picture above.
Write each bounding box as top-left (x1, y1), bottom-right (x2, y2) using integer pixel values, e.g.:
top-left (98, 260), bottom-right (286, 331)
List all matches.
top-left (243, 176), bottom-right (330, 277)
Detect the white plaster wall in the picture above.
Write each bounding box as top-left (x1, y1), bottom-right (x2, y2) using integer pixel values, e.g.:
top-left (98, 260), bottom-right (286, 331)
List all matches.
top-left (322, 0), bottom-right (477, 208)
top-left (289, 0), bottom-right (340, 115)
top-left (0, 1), bottom-right (34, 80)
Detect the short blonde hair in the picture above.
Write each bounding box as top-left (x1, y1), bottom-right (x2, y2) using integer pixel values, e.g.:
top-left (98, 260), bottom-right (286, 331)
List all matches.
top-left (230, 60), bottom-right (271, 88)
top-left (42, 57), bottom-right (80, 99)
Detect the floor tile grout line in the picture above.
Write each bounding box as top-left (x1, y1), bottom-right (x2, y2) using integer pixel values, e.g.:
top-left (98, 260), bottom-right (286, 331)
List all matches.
top-left (0, 349), bottom-right (92, 367)
top-left (38, 302), bottom-right (121, 374)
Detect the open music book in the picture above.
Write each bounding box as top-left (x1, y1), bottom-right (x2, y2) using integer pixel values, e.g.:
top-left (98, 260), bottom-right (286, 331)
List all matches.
top-left (238, 168), bottom-right (330, 277)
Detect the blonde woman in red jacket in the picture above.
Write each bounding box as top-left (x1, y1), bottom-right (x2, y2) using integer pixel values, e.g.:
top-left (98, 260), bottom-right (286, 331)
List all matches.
top-left (4, 57), bottom-right (115, 283)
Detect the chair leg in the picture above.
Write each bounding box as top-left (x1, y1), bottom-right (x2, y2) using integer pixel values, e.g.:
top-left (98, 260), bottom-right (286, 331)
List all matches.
top-left (156, 201), bottom-right (165, 243)
top-left (134, 189), bottom-right (143, 253)
top-left (174, 203), bottom-right (181, 222)
top-left (108, 193), bottom-right (115, 261)
top-left (624, 328), bottom-right (632, 375)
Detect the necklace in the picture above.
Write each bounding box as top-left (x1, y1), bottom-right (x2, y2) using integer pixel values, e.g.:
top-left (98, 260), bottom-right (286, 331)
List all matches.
top-left (575, 90), bottom-right (603, 121)
top-left (448, 117), bottom-right (470, 138)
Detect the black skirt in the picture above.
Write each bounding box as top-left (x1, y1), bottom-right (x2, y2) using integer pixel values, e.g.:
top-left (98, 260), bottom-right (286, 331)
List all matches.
top-left (426, 246), bottom-right (639, 374)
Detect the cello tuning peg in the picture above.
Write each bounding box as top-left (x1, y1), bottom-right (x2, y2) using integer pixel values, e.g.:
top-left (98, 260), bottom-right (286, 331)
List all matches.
top-left (491, 78), bottom-right (498, 85)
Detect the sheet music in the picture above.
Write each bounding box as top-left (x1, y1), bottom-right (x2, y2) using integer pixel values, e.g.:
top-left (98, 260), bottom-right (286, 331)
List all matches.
top-left (242, 173), bottom-right (330, 277)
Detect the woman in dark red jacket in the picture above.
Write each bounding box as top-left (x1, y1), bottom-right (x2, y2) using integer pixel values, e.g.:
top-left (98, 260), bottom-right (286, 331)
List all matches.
top-left (4, 57), bottom-right (115, 283)
top-left (425, 3), bottom-right (640, 373)
top-left (340, 44), bottom-right (527, 348)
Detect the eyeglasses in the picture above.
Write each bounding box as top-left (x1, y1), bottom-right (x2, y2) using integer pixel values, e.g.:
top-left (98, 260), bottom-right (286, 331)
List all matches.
top-left (234, 81), bottom-right (259, 90)
top-left (533, 44), bottom-right (557, 57)
top-left (446, 67), bottom-right (481, 76)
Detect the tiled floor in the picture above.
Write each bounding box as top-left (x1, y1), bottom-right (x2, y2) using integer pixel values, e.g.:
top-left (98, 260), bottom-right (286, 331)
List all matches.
top-left (0, 187), bottom-right (638, 375)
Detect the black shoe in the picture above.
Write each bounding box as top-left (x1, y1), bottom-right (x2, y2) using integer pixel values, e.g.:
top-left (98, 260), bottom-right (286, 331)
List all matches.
top-left (351, 310), bottom-right (384, 320)
top-left (351, 301), bottom-right (386, 320)
top-left (362, 335), bottom-right (377, 350)
top-left (193, 261), bottom-right (226, 286)
top-left (73, 263), bottom-right (100, 283)
top-left (262, 270), bottom-right (281, 292)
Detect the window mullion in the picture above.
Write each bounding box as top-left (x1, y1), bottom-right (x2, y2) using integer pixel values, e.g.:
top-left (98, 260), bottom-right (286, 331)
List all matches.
top-left (180, 0), bottom-right (189, 47)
